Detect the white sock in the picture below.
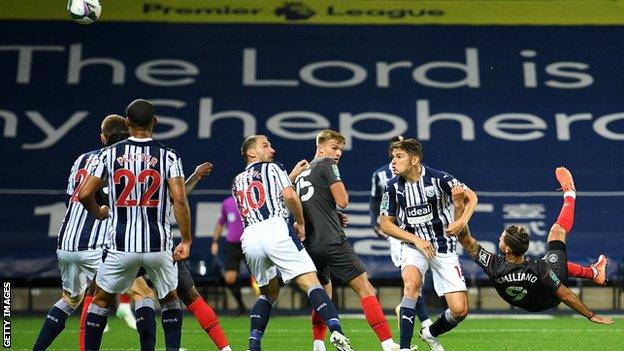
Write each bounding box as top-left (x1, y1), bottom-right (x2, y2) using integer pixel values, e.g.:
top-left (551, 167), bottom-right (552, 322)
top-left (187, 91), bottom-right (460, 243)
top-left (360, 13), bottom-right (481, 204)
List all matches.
top-left (564, 190), bottom-right (576, 198)
top-left (422, 325), bottom-right (434, 338)
top-left (591, 266), bottom-right (598, 278)
top-left (381, 338), bottom-right (396, 350)
top-left (421, 318), bottom-right (433, 329)
top-left (313, 339), bottom-right (326, 351)
top-left (220, 346), bottom-right (232, 351)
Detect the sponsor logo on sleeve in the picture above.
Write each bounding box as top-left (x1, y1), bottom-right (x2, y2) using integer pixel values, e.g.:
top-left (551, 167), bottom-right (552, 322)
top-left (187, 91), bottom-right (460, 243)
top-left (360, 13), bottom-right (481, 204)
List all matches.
top-left (478, 248), bottom-right (491, 266)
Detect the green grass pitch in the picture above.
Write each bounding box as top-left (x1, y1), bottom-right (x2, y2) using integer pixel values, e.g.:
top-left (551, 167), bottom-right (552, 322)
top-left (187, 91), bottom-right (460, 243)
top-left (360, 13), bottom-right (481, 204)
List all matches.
top-left (10, 314), bottom-right (623, 350)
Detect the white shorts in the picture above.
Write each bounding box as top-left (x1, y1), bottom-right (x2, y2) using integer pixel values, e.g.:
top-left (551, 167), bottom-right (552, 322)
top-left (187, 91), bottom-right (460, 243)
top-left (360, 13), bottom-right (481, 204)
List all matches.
top-left (96, 249), bottom-right (177, 299)
top-left (241, 217), bottom-right (316, 287)
top-left (57, 249), bottom-right (102, 297)
top-left (401, 244), bottom-right (467, 297)
top-left (388, 236), bottom-right (403, 267)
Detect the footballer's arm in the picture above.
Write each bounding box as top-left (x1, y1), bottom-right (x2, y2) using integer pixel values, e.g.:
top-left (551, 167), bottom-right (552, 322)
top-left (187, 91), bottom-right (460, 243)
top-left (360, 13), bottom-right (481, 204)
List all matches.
top-left (185, 162), bottom-right (213, 193)
top-left (169, 176), bottom-right (192, 261)
top-left (330, 181), bottom-right (349, 209)
top-left (555, 285), bottom-right (614, 325)
top-left (283, 186), bottom-right (306, 241)
top-left (380, 215), bottom-right (435, 259)
top-left (78, 175), bottom-right (109, 220)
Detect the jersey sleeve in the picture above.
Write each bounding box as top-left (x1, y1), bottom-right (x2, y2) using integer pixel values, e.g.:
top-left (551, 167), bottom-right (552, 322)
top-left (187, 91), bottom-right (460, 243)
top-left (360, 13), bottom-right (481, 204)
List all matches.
top-left (370, 171), bottom-right (383, 198)
top-left (66, 156), bottom-right (82, 195)
top-left (439, 171), bottom-right (464, 196)
top-left (269, 162), bottom-right (293, 191)
top-left (87, 150), bottom-right (107, 180)
top-left (380, 183), bottom-right (397, 217)
top-left (321, 160), bottom-right (342, 185)
top-left (474, 245), bottom-right (503, 279)
top-left (167, 150), bottom-right (185, 179)
top-left (539, 264), bottom-right (563, 292)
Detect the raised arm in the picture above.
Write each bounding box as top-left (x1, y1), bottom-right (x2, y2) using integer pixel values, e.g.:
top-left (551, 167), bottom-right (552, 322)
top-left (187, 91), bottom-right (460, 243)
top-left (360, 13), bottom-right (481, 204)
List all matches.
top-left (289, 159), bottom-right (309, 183)
top-left (555, 285), bottom-right (614, 325)
top-left (447, 185), bottom-right (478, 235)
top-left (185, 162), bottom-right (213, 193)
top-left (169, 176), bottom-right (192, 261)
top-left (451, 184), bottom-right (480, 259)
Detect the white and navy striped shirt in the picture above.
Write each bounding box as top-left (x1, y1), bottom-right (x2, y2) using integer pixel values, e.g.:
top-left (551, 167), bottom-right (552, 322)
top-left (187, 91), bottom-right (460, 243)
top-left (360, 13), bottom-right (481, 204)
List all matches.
top-left (380, 164), bottom-right (462, 254)
top-left (88, 137), bottom-right (184, 253)
top-left (370, 162), bottom-right (394, 226)
top-left (232, 162), bottom-right (292, 228)
top-left (57, 150), bottom-right (109, 251)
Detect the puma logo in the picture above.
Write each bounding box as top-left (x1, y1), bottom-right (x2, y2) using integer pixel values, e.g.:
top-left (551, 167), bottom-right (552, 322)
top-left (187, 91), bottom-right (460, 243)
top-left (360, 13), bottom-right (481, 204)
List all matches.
top-left (401, 315), bottom-right (414, 324)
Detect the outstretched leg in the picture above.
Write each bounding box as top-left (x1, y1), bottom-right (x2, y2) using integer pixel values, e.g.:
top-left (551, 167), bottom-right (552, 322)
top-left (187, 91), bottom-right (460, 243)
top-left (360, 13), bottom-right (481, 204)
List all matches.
top-left (567, 255), bottom-right (608, 285)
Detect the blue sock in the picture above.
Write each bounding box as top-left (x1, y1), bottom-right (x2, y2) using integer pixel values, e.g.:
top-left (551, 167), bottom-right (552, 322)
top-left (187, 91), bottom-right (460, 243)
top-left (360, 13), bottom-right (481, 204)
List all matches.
top-left (134, 298), bottom-right (156, 351)
top-left (307, 285), bottom-right (343, 335)
top-left (399, 297), bottom-right (417, 349)
top-left (416, 295), bottom-right (429, 322)
top-left (429, 309), bottom-right (459, 337)
top-left (33, 299), bottom-right (75, 350)
top-left (84, 304), bottom-right (109, 351)
top-left (161, 300), bottom-right (183, 351)
top-left (248, 295), bottom-right (273, 351)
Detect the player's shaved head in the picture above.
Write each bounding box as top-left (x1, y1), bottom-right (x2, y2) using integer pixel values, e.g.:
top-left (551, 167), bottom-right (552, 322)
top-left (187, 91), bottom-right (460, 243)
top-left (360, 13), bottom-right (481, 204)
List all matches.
top-left (241, 135), bottom-right (268, 161)
top-left (316, 129), bottom-right (345, 146)
top-left (125, 99), bottom-right (154, 128)
top-left (390, 138), bottom-right (423, 159)
top-left (503, 225), bottom-right (530, 256)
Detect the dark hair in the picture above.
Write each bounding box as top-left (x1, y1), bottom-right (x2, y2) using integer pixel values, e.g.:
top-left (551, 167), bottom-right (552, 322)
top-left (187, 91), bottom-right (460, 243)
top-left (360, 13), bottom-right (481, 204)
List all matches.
top-left (388, 135), bottom-right (405, 157)
top-left (241, 135), bottom-right (268, 161)
top-left (105, 131), bottom-right (131, 146)
top-left (390, 138), bottom-right (423, 159)
top-left (125, 99), bottom-right (154, 128)
top-left (503, 225), bottom-right (530, 256)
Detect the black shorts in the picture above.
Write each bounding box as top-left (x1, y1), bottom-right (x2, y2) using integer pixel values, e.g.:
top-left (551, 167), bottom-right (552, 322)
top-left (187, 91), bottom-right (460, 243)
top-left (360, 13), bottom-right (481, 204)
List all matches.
top-left (176, 261), bottom-right (195, 296)
top-left (306, 240), bottom-right (366, 286)
top-left (543, 240), bottom-right (568, 282)
top-left (224, 242), bottom-right (244, 272)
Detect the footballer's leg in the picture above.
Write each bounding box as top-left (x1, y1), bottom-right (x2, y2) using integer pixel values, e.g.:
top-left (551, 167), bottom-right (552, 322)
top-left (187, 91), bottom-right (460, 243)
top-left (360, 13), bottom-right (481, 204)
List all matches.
top-left (248, 277), bottom-right (280, 351)
top-left (548, 167), bottom-right (576, 244)
top-left (177, 263), bottom-right (231, 351)
top-left (567, 255), bottom-right (609, 285)
top-left (295, 272), bottom-right (354, 351)
top-left (348, 272), bottom-right (396, 351)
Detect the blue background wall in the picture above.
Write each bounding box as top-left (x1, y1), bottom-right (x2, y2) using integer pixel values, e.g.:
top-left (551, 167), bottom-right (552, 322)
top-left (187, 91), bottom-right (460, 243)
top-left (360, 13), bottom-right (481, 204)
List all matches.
top-left (1, 22), bottom-right (622, 279)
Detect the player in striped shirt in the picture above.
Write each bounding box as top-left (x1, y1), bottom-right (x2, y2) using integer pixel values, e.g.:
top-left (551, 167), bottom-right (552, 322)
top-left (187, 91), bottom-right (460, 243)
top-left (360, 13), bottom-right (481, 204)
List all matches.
top-left (79, 99), bottom-right (192, 351)
top-left (380, 139), bottom-right (478, 351)
top-left (33, 115), bottom-right (154, 351)
top-left (370, 136), bottom-right (433, 333)
top-left (233, 135), bottom-right (354, 351)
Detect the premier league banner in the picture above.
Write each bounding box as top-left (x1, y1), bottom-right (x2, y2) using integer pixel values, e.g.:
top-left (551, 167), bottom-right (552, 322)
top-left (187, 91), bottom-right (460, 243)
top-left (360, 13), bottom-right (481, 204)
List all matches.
top-left (1, 3), bottom-right (623, 279)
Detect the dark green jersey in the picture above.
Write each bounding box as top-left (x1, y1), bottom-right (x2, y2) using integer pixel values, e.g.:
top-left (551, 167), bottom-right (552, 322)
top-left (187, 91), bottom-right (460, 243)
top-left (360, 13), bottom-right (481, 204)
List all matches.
top-left (295, 158), bottom-right (345, 247)
top-left (475, 245), bottom-right (562, 312)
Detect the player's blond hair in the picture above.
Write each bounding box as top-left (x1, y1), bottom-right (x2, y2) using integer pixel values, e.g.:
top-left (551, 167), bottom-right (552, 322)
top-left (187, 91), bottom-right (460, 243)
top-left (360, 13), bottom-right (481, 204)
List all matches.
top-left (101, 114), bottom-right (128, 138)
top-left (316, 129), bottom-right (345, 146)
